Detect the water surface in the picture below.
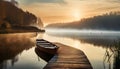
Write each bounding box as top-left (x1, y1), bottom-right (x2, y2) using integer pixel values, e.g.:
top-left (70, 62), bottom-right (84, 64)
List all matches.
top-left (0, 33), bottom-right (47, 69)
top-left (0, 31), bottom-right (120, 69)
top-left (40, 30), bottom-right (120, 69)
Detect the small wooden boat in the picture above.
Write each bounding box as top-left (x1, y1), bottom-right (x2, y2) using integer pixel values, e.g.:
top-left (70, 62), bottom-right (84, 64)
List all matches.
top-left (35, 47), bottom-right (54, 62)
top-left (36, 39), bottom-right (59, 54)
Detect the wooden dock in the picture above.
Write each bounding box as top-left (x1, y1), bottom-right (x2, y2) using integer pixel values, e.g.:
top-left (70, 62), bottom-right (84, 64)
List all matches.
top-left (44, 43), bottom-right (93, 69)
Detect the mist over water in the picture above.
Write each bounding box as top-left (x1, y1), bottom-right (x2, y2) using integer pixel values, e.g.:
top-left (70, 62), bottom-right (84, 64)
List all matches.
top-left (46, 28), bottom-right (120, 33)
top-left (0, 33), bottom-right (47, 69)
top-left (46, 29), bottom-right (120, 38)
top-left (0, 30), bottom-right (120, 69)
top-left (44, 29), bottom-right (120, 69)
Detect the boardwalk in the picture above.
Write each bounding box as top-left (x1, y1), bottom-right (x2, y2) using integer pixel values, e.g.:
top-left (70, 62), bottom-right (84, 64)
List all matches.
top-left (44, 43), bottom-right (93, 69)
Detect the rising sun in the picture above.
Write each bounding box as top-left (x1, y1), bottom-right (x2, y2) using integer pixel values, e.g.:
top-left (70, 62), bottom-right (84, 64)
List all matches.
top-left (72, 9), bottom-right (81, 21)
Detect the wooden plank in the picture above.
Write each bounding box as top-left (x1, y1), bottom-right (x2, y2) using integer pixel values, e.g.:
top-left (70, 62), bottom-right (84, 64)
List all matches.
top-left (43, 43), bottom-right (93, 69)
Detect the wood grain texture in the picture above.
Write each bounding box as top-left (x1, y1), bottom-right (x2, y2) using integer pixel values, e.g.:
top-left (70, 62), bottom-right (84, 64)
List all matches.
top-left (44, 43), bottom-right (93, 69)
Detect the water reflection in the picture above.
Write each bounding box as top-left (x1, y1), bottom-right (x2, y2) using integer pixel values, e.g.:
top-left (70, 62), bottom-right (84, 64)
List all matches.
top-left (44, 31), bottom-right (120, 69)
top-left (35, 47), bottom-right (54, 62)
top-left (113, 41), bottom-right (120, 69)
top-left (0, 33), bottom-right (36, 69)
top-left (76, 37), bottom-right (120, 69)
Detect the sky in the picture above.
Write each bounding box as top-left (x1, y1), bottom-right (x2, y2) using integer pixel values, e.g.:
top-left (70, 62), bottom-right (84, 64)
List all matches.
top-left (15, 0), bottom-right (120, 25)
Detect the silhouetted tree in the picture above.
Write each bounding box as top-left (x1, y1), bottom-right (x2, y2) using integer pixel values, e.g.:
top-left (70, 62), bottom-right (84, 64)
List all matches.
top-left (10, 0), bottom-right (18, 6)
top-left (0, 1), bottom-right (40, 29)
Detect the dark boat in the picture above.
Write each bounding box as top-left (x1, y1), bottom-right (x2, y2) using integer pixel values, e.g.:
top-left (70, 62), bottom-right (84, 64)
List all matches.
top-left (35, 47), bottom-right (54, 62)
top-left (36, 39), bottom-right (59, 54)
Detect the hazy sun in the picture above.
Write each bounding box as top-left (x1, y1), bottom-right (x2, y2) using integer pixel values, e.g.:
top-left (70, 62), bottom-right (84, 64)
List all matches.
top-left (74, 12), bottom-right (80, 20)
top-left (72, 9), bottom-right (81, 21)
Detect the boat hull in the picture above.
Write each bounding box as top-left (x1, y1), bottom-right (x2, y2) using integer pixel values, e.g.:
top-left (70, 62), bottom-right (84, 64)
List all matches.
top-left (35, 47), bottom-right (54, 62)
top-left (36, 39), bottom-right (59, 54)
top-left (36, 44), bottom-right (58, 54)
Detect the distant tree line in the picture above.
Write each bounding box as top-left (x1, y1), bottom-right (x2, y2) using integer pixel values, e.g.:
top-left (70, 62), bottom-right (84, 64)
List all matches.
top-left (78, 12), bottom-right (120, 30)
top-left (46, 11), bottom-right (120, 30)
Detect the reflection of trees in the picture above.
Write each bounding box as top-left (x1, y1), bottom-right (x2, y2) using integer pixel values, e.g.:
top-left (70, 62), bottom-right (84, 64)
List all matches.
top-left (103, 48), bottom-right (113, 69)
top-left (80, 38), bottom-right (115, 48)
top-left (112, 41), bottom-right (120, 69)
top-left (103, 40), bottom-right (120, 69)
top-left (0, 33), bottom-right (35, 69)
top-left (78, 38), bottom-right (120, 69)
top-left (47, 33), bottom-right (120, 69)
top-left (76, 37), bottom-right (120, 69)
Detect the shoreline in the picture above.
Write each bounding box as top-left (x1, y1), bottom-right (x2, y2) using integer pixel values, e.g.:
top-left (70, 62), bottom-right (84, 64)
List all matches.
top-left (0, 29), bottom-right (45, 34)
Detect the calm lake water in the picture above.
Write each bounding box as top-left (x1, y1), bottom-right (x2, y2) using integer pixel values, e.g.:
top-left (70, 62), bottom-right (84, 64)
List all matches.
top-left (0, 33), bottom-right (47, 69)
top-left (0, 30), bottom-right (120, 69)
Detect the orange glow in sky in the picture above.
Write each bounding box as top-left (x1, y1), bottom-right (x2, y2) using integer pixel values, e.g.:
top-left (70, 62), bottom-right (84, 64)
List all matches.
top-left (72, 9), bottom-right (82, 21)
top-left (17, 0), bottom-right (120, 25)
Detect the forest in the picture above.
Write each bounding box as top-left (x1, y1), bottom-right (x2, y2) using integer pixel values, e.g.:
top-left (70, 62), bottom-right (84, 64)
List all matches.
top-left (0, 0), bottom-right (42, 30)
top-left (0, 0), bottom-right (44, 33)
top-left (46, 12), bottom-right (120, 31)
